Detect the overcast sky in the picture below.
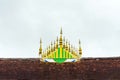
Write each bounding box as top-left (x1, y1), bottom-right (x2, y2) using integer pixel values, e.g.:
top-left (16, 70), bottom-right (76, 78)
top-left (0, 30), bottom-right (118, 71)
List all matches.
top-left (0, 0), bottom-right (120, 58)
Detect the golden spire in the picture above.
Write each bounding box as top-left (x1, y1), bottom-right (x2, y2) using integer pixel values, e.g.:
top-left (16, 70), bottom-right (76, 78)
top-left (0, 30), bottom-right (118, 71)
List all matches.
top-left (71, 45), bottom-right (73, 54)
top-left (44, 50), bottom-right (47, 57)
top-left (63, 37), bottom-right (65, 48)
top-left (56, 37), bottom-right (58, 49)
top-left (79, 40), bottom-right (82, 55)
top-left (59, 27), bottom-right (63, 47)
top-left (49, 45), bottom-right (51, 52)
top-left (68, 42), bottom-right (70, 52)
top-left (65, 40), bottom-right (68, 51)
top-left (73, 46), bottom-right (77, 56)
top-left (47, 45), bottom-right (50, 56)
top-left (42, 51), bottom-right (45, 58)
top-left (60, 27), bottom-right (62, 34)
top-left (38, 27), bottom-right (83, 62)
top-left (59, 28), bottom-right (63, 58)
top-left (51, 42), bottom-right (53, 52)
top-left (39, 38), bottom-right (42, 55)
top-left (54, 40), bottom-right (56, 51)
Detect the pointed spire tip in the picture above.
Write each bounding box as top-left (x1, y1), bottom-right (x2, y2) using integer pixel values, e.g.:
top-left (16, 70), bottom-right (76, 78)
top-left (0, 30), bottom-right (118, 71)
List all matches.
top-left (60, 27), bottom-right (62, 34)
top-left (40, 38), bottom-right (42, 43)
top-left (79, 39), bottom-right (81, 44)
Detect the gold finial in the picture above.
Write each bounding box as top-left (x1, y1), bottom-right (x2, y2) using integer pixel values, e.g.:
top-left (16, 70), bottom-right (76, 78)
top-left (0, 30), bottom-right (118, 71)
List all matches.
top-left (65, 40), bottom-right (68, 50)
top-left (68, 42), bottom-right (70, 52)
top-left (71, 45), bottom-right (73, 54)
top-left (39, 38), bottom-right (42, 55)
top-left (57, 36), bottom-right (58, 43)
top-left (51, 42), bottom-right (53, 52)
top-left (56, 37), bottom-right (58, 49)
top-left (48, 45), bottom-right (51, 55)
top-left (49, 45), bottom-right (51, 51)
top-left (59, 28), bottom-right (63, 58)
top-left (60, 27), bottom-right (62, 34)
top-left (54, 41), bottom-right (56, 51)
top-left (79, 39), bottom-right (82, 55)
top-left (40, 38), bottom-right (42, 43)
top-left (51, 42), bottom-right (52, 47)
top-left (59, 28), bottom-right (63, 47)
top-left (63, 37), bottom-right (65, 48)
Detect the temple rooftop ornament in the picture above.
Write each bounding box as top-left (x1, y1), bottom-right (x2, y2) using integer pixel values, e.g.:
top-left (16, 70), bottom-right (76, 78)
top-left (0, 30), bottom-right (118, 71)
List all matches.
top-left (39, 28), bottom-right (82, 63)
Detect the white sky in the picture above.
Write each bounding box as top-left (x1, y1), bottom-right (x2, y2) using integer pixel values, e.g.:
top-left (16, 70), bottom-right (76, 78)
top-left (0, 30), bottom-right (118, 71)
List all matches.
top-left (0, 0), bottom-right (120, 58)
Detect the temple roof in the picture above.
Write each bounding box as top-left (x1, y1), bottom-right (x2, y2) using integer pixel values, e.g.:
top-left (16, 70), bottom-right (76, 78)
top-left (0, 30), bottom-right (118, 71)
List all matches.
top-left (39, 28), bottom-right (82, 63)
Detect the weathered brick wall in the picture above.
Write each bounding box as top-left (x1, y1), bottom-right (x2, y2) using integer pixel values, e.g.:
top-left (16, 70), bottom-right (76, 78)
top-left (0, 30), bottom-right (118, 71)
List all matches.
top-left (0, 58), bottom-right (120, 80)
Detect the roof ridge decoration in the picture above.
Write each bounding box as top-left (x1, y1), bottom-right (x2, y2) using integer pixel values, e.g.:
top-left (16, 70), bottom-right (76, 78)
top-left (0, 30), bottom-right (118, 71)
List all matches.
top-left (39, 28), bottom-right (82, 63)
